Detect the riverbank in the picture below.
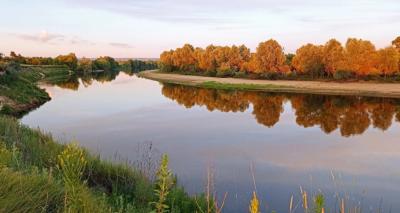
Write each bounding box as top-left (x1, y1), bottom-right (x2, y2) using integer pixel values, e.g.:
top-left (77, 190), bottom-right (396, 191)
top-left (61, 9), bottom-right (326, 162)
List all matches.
top-left (139, 70), bottom-right (400, 98)
top-left (0, 65), bottom-right (71, 116)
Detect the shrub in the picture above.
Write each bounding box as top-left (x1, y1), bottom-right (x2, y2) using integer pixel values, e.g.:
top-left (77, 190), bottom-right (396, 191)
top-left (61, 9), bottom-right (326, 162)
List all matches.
top-left (260, 71), bottom-right (279, 80)
top-left (233, 71), bottom-right (247, 78)
top-left (0, 105), bottom-right (15, 115)
top-left (285, 71), bottom-right (297, 79)
top-left (333, 70), bottom-right (354, 80)
top-left (216, 69), bottom-right (235, 78)
top-left (205, 70), bottom-right (217, 77)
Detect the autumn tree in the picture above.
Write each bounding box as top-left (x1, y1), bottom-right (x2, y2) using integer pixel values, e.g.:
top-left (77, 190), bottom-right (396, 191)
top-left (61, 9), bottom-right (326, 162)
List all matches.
top-left (344, 38), bottom-right (378, 76)
top-left (376, 46), bottom-right (399, 77)
top-left (292, 44), bottom-right (324, 77)
top-left (77, 57), bottom-right (93, 73)
top-left (55, 53), bottom-right (78, 70)
top-left (392, 36), bottom-right (400, 50)
top-left (226, 45), bottom-right (250, 72)
top-left (196, 45), bottom-right (216, 72)
top-left (322, 39), bottom-right (345, 75)
top-left (172, 44), bottom-right (196, 71)
top-left (253, 39), bottom-right (286, 73)
top-left (392, 36), bottom-right (400, 71)
top-left (160, 50), bottom-right (175, 72)
top-left (241, 53), bottom-right (258, 73)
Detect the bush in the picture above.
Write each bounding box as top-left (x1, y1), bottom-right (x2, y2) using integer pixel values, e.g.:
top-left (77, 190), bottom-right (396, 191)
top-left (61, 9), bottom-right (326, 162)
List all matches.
top-left (205, 70), bottom-right (217, 77)
top-left (393, 72), bottom-right (400, 81)
top-left (260, 72), bottom-right (279, 80)
top-left (233, 71), bottom-right (247, 78)
top-left (0, 105), bottom-right (15, 115)
top-left (285, 71), bottom-right (297, 80)
top-left (333, 70), bottom-right (354, 80)
top-left (216, 69), bottom-right (235, 78)
top-left (362, 74), bottom-right (382, 81)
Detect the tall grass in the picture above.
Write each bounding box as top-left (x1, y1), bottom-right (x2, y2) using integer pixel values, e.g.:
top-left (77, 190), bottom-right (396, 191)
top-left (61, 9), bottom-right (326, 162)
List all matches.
top-left (0, 116), bottom-right (208, 212)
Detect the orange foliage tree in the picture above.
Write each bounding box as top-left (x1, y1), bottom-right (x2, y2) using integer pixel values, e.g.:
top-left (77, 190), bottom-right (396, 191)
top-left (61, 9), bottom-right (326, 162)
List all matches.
top-left (376, 46), bottom-right (399, 77)
top-left (393, 36), bottom-right (400, 50)
top-left (322, 39), bottom-right (345, 75)
top-left (292, 44), bottom-right (324, 76)
top-left (344, 38), bottom-right (378, 76)
top-left (172, 44), bottom-right (196, 71)
top-left (253, 39), bottom-right (286, 73)
top-left (160, 37), bottom-right (400, 79)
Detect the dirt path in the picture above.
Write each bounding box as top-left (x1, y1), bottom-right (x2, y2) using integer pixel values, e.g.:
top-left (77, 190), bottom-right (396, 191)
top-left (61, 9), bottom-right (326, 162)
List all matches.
top-left (139, 70), bottom-right (400, 98)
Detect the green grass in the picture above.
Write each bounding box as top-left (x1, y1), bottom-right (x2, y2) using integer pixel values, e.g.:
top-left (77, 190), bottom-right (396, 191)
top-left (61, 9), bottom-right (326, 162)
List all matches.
top-left (0, 65), bottom-right (71, 116)
top-left (0, 168), bottom-right (65, 212)
top-left (199, 81), bottom-right (290, 91)
top-left (0, 72), bottom-right (50, 116)
top-left (0, 115), bottom-right (207, 212)
top-left (20, 64), bottom-right (71, 83)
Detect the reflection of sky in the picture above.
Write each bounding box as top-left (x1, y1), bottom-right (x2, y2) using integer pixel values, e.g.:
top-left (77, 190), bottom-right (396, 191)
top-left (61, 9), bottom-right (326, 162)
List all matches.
top-left (21, 73), bottom-right (400, 212)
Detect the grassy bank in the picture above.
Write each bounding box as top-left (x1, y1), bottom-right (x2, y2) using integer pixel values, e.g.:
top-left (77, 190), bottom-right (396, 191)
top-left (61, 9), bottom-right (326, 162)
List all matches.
top-left (0, 65), bottom-right (71, 116)
top-left (140, 70), bottom-right (400, 98)
top-left (199, 81), bottom-right (292, 91)
top-left (0, 116), bottom-right (208, 212)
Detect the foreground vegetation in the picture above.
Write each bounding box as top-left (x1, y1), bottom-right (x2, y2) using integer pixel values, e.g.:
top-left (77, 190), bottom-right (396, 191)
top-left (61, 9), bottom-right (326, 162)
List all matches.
top-left (160, 36), bottom-right (400, 81)
top-left (0, 116), bottom-right (210, 212)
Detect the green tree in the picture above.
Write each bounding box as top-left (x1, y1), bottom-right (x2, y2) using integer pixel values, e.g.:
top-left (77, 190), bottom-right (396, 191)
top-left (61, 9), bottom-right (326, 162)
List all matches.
top-left (92, 56), bottom-right (119, 72)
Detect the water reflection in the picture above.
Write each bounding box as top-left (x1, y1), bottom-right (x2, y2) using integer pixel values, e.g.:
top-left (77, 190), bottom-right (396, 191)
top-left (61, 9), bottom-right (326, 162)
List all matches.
top-left (47, 70), bottom-right (123, 91)
top-left (162, 84), bottom-right (400, 137)
top-left (21, 73), bottom-right (400, 212)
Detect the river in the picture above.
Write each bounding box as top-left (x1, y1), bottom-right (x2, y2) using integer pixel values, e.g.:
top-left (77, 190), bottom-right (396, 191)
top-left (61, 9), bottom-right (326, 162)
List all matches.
top-left (21, 71), bottom-right (400, 212)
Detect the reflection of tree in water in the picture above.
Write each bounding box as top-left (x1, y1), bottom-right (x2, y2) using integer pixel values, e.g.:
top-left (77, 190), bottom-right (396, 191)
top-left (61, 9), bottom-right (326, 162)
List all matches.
top-left (246, 93), bottom-right (284, 127)
top-left (369, 101), bottom-right (396, 131)
top-left (52, 74), bottom-right (80, 90)
top-left (48, 70), bottom-right (121, 90)
top-left (162, 84), bottom-right (249, 112)
top-left (161, 83), bottom-right (400, 137)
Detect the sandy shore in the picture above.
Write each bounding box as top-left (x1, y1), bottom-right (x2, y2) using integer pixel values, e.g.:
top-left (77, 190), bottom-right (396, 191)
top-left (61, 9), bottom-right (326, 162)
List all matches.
top-left (139, 70), bottom-right (400, 98)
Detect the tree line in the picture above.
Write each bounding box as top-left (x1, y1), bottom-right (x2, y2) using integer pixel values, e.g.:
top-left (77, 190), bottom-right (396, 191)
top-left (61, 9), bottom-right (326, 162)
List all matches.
top-left (160, 36), bottom-right (400, 80)
top-left (0, 52), bottom-right (158, 74)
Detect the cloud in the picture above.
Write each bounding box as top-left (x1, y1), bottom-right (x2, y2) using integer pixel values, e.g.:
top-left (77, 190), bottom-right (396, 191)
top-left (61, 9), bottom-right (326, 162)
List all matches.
top-left (13, 31), bottom-right (64, 43)
top-left (61, 0), bottom-right (400, 29)
top-left (70, 37), bottom-right (96, 46)
top-left (11, 31), bottom-right (97, 46)
top-left (109, 42), bottom-right (134, 48)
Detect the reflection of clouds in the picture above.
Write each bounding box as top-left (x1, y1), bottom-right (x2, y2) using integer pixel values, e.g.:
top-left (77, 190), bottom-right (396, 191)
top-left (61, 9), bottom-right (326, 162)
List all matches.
top-left (207, 133), bottom-right (400, 177)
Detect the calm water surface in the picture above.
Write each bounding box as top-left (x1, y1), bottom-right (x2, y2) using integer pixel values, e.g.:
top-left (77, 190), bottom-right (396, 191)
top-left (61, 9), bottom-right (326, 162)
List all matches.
top-left (21, 72), bottom-right (400, 212)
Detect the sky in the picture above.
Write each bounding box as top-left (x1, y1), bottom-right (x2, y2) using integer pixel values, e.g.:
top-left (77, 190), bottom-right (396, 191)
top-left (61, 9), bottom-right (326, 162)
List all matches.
top-left (0, 0), bottom-right (399, 58)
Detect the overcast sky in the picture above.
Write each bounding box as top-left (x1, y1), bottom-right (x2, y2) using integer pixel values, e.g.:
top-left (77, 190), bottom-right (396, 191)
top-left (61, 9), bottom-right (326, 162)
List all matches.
top-left (0, 0), bottom-right (399, 58)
